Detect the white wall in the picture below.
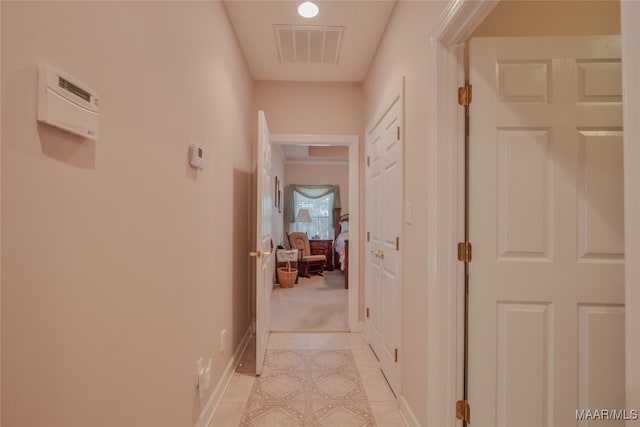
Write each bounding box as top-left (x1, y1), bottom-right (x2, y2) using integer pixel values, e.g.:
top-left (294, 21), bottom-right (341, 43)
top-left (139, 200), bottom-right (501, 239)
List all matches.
top-left (1, 2), bottom-right (253, 426)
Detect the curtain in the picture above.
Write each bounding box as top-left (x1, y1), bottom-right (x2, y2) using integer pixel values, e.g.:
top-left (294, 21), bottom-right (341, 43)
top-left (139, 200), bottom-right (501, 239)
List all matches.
top-left (286, 184), bottom-right (341, 225)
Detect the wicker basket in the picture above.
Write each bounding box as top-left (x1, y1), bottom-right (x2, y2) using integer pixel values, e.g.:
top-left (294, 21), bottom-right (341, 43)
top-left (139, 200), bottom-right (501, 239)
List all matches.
top-left (277, 262), bottom-right (298, 288)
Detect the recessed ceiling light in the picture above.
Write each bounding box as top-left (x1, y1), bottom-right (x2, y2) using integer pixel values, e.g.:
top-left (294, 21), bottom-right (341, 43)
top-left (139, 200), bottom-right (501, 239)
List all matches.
top-left (298, 1), bottom-right (319, 18)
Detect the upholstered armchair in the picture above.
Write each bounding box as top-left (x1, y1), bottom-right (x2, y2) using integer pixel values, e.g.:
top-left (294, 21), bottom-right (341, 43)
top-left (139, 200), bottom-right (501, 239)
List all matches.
top-left (287, 232), bottom-right (326, 278)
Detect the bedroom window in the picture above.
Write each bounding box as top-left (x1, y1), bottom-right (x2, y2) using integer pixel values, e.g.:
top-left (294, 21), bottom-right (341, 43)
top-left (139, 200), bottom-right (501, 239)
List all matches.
top-left (286, 184), bottom-right (340, 240)
top-left (293, 192), bottom-right (334, 239)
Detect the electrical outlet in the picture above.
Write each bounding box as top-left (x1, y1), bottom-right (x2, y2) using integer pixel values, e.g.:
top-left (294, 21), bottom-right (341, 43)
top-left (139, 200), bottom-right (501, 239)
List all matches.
top-left (220, 329), bottom-right (226, 354)
top-left (196, 357), bottom-right (212, 398)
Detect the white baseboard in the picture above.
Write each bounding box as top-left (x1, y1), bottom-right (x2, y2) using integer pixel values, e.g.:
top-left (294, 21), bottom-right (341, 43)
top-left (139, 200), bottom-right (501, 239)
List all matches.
top-left (399, 395), bottom-right (422, 427)
top-left (194, 327), bottom-right (252, 427)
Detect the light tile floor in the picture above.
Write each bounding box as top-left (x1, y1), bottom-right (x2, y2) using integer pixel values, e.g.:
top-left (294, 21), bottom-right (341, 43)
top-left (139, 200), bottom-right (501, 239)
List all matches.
top-left (209, 332), bottom-right (406, 426)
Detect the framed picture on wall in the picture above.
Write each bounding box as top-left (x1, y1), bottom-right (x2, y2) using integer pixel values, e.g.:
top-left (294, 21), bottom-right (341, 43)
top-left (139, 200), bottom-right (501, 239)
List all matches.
top-left (278, 190), bottom-right (282, 213)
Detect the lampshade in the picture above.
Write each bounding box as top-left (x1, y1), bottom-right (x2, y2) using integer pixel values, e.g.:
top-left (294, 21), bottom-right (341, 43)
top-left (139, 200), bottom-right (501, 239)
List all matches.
top-left (295, 208), bottom-right (312, 223)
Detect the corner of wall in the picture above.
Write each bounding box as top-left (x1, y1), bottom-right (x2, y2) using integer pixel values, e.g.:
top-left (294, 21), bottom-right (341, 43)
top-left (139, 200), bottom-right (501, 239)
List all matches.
top-left (194, 327), bottom-right (252, 427)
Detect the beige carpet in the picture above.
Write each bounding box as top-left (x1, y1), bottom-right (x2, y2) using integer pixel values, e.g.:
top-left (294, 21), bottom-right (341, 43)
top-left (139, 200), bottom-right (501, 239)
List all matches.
top-left (271, 270), bottom-right (348, 332)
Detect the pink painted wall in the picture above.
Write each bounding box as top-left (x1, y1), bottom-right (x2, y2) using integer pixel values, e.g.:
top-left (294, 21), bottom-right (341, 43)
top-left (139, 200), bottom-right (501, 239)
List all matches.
top-left (473, 0), bottom-right (619, 37)
top-left (254, 81), bottom-right (364, 136)
top-left (363, 1), bottom-right (449, 424)
top-left (1, 2), bottom-right (253, 426)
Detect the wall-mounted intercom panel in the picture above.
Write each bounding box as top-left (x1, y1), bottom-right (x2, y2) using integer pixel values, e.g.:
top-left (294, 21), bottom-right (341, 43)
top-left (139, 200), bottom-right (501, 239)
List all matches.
top-left (38, 65), bottom-right (100, 141)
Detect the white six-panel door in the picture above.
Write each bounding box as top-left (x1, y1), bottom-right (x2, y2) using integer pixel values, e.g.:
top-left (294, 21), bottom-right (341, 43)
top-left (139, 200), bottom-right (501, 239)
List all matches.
top-left (253, 111), bottom-right (273, 376)
top-left (468, 36), bottom-right (624, 426)
top-left (365, 83), bottom-right (403, 396)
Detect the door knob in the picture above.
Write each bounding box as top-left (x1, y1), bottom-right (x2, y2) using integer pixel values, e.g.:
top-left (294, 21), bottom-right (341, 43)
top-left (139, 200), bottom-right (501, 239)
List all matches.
top-left (370, 249), bottom-right (385, 259)
top-left (249, 251), bottom-right (271, 259)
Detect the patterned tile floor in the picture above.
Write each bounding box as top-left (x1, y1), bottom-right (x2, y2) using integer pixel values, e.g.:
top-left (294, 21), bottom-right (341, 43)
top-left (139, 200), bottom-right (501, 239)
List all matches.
top-left (209, 332), bottom-right (405, 426)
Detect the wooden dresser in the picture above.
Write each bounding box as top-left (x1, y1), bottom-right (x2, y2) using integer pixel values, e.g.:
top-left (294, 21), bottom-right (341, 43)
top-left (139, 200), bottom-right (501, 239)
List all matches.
top-left (309, 239), bottom-right (334, 271)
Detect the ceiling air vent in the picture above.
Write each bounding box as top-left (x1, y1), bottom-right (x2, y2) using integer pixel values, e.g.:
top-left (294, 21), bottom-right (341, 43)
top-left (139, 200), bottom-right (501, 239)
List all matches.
top-left (274, 25), bottom-right (344, 65)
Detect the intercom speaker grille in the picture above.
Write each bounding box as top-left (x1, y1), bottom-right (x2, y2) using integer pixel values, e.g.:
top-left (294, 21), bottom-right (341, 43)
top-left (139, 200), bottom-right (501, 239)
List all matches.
top-left (58, 77), bottom-right (91, 102)
top-left (274, 25), bottom-right (344, 65)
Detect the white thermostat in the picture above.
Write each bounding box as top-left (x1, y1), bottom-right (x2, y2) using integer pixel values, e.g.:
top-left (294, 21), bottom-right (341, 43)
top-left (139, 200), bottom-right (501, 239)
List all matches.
top-left (38, 64), bottom-right (99, 141)
top-left (189, 144), bottom-right (204, 170)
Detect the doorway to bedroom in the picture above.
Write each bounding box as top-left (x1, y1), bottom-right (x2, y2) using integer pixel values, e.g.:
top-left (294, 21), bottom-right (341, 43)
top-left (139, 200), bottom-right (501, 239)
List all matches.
top-left (269, 133), bottom-right (360, 332)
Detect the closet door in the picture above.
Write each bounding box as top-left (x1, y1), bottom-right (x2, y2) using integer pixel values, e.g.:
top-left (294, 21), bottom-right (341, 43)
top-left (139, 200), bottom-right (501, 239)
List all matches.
top-left (365, 80), bottom-right (404, 396)
top-left (468, 36), bottom-right (624, 426)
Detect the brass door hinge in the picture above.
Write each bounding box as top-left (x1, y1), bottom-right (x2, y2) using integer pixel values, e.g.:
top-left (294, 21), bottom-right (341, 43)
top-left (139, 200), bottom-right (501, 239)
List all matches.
top-left (394, 348), bottom-right (398, 363)
top-left (458, 85), bottom-right (472, 106)
top-left (457, 242), bottom-right (472, 262)
top-left (367, 231), bottom-right (370, 242)
top-left (396, 237), bottom-right (400, 251)
top-left (367, 155), bottom-right (370, 166)
top-left (366, 307), bottom-right (370, 318)
top-left (456, 400), bottom-right (471, 422)
top-left (397, 126), bottom-right (400, 140)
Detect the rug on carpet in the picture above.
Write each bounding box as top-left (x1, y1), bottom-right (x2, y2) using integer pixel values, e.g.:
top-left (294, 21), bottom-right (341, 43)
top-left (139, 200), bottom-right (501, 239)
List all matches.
top-left (270, 270), bottom-right (348, 332)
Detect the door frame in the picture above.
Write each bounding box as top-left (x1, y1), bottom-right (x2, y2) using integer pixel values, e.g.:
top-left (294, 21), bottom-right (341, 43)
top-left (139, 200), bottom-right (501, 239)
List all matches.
top-left (426, 2), bottom-right (497, 425)
top-left (270, 133), bottom-right (360, 332)
top-left (428, 1), bottom-right (639, 426)
top-left (620, 0), bottom-right (640, 415)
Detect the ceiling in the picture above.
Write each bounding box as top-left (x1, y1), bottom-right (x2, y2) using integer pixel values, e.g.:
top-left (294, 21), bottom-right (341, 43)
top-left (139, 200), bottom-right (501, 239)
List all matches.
top-left (224, 1), bottom-right (392, 162)
top-left (223, 0), bottom-right (397, 82)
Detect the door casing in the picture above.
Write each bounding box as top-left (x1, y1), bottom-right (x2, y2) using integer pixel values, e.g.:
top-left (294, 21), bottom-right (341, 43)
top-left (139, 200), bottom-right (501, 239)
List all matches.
top-left (424, 2), bottom-right (497, 425)
top-left (620, 1), bottom-right (640, 416)
top-left (427, 1), bottom-right (639, 427)
top-left (270, 133), bottom-right (360, 332)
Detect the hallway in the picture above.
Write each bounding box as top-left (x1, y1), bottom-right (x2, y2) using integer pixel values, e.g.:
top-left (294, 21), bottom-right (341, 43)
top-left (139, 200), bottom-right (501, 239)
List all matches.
top-left (210, 332), bottom-right (404, 426)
